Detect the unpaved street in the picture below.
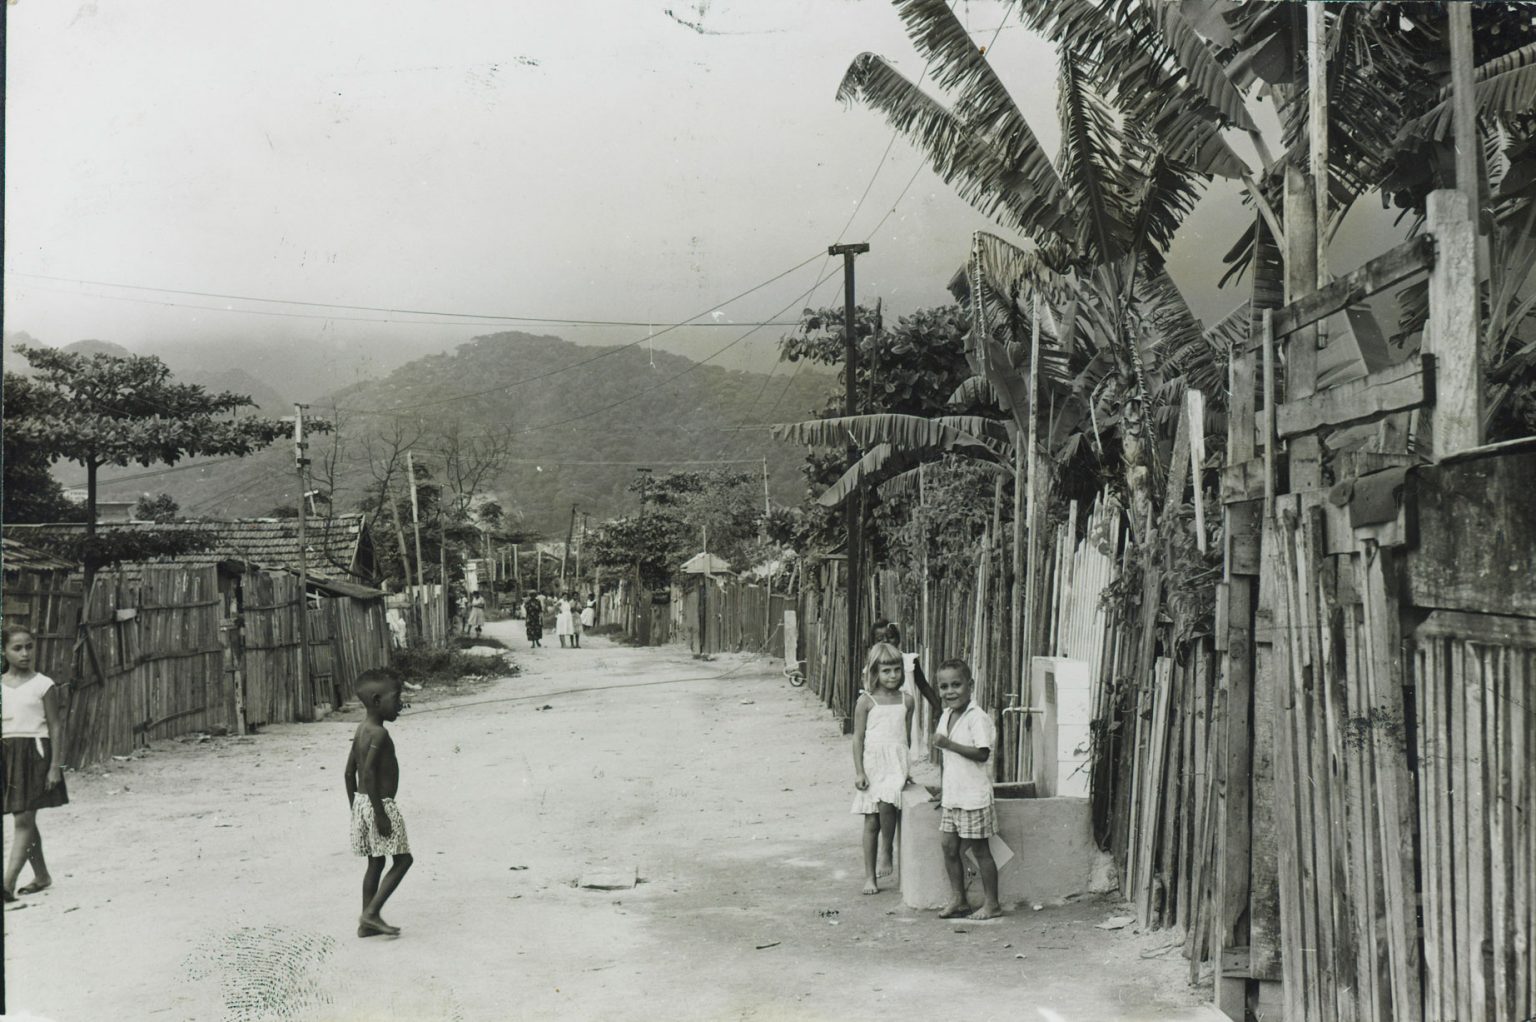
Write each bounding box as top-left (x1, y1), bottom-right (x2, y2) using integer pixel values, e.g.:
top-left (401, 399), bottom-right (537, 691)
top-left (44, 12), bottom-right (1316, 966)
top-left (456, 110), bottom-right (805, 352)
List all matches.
top-left (5, 625), bottom-right (1218, 1021)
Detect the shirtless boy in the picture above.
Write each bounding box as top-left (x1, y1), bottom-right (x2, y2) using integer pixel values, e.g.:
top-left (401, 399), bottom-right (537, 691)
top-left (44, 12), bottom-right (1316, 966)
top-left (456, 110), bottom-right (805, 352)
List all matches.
top-left (344, 670), bottom-right (413, 937)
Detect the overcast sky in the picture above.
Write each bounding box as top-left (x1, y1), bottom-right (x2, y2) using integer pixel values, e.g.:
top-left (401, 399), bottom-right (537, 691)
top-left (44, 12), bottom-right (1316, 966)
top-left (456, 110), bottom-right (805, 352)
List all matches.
top-left (4, 0), bottom-right (1399, 382)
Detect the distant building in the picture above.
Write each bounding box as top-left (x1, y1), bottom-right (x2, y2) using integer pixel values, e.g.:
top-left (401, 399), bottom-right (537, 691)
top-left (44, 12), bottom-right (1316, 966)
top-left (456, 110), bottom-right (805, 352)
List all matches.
top-left (62, 489), bottom-right (136, 524)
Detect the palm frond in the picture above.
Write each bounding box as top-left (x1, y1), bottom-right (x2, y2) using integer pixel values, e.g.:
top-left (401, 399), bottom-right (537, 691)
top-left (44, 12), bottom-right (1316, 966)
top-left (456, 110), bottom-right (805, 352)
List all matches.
top-left (949, 374), bottom-right (1003, 409)
top-left (1403, 42), bottom-right (1536, 140)
top-left (1057, 52), bottom-right (1129, 264)
top-left (772, 413), bottom-right (1008, 455)
top-left (1149, 3), bottom-right (1259, 132)
top-left (838, 54), bottom-right (1074, 248)
top-left (893, 0), bottom-right (1070, 205)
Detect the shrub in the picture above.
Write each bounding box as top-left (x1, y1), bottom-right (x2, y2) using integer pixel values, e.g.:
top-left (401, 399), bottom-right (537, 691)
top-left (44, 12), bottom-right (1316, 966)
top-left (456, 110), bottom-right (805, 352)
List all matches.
top-left (389, 645), bottom-right (516, 685)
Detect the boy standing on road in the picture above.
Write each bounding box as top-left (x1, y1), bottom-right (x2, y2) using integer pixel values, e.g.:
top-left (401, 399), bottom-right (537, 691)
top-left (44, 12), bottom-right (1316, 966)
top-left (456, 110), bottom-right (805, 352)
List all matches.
top-left (345, 670), bottom-right (414, 938)
top-left (931, 659), bottom-right (1002, 920)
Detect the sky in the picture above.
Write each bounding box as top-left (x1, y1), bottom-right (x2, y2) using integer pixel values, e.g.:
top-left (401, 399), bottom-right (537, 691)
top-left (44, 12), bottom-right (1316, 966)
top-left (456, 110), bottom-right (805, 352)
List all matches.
top-left (4, 0), bottom-right (1402, 387)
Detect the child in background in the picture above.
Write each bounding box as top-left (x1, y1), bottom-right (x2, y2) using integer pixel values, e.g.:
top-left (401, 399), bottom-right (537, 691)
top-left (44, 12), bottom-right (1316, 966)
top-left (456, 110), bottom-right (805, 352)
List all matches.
top-left (2, 625), bottom-right (69, 904)
top-left (345, 670), bottom-right (414, 937)
top-left (580, 594), bottom-right (596, 632)
top-left (870, 619), bottom-right (940, 715)
top-left (931, 658), bottom-right (1002, 920)
top-left (850, 642), bottom-right (913, 894)
top-left (466, 590), bottom-right (487, 639)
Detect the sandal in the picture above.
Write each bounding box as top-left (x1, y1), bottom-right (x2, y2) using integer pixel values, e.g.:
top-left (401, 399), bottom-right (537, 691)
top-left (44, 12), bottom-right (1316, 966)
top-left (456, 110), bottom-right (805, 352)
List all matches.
top-left (2, 890), bottom-right (16, 904)
top-left (17, 881), bottom-right (50, 895)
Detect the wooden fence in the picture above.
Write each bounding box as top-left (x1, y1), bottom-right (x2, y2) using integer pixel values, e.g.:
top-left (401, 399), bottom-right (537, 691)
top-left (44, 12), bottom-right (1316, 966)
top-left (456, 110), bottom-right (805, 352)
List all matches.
top-left (1, 561), bottom-right (392, 767)
top-left (384, 584), bottom-right (447, 648)
top-left (680, 578), bottom-right (788, 657)
top-left (66, 565), bottom-right (229, 765)
top-left (1, 564), bottom-right (82, 688)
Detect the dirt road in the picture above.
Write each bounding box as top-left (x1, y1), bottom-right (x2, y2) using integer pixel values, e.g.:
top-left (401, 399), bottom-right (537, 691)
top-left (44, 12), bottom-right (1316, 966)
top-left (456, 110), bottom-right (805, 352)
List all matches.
top-left (3, 624), bottom-right (1220, 1021)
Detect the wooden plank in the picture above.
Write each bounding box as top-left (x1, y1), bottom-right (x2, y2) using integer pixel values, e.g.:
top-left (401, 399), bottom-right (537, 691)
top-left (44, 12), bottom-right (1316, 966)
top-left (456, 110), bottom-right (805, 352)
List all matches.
top-left (1275, 355), bottom-right (1435, 440)
top-left (1259, 515), bottom-right (1303, 1011)
top-left (1407, 450), bottom-right (1536, 619)
top-left (1349, 595), bottom-right (1386, 1022)
top-left (1217, 576), bottom-right (1256, 969)
top-left (1491, 645), bottom-right (1514, 1022)
top-left (1360, 545), bottom-right (1425, 1022)
top-left (1271, 519), bottom-right (1320, 1020)
top-left (1221, 458), bottom-right (1268, 505)
top-left (1226, 501), bottom-right (1263, 577)
top-left (1262, 311), bottom-right (1277, 519)
top-left (1425, 190), bottom-right (1482, 457)
top-left (1284, 163), bottom-right (1324, 494)
top-left (1464, 640), bottom-right (1490, 1022)
top-left (1264, 235), bottom-right (1436, 343)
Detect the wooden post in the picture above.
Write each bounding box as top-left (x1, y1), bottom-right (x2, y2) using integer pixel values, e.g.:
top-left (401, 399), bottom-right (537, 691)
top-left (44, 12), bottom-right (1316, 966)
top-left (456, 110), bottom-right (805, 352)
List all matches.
top-left (1447, 4), bottom-right (1480, 228)
top-left (830, 241), bottom-right (870, 732)
top-left (406, 451), bottom-right (426, 593)
top-left (1284, 164), bottom-right (1323, 492)
top-left (293, 404), bottom-right (315, 716)
top-left (1425, 190), bottom-right (1482, 457)
top-left (1020, 294), bottom-right (1042, 780)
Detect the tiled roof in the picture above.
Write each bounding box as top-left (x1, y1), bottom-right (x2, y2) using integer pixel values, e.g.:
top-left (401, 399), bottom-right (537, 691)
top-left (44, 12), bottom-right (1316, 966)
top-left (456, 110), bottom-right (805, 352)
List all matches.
top-left (1, 536), bottom-right (80, 572)
top-left (4, 513), bottom-right (370, 581)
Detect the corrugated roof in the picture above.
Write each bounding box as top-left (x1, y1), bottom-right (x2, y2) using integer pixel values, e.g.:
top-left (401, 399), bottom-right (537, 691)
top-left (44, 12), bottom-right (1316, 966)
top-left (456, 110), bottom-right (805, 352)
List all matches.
top-left (4, 513), bottom-right (371, 581)
top-left (1, 536), bottom-right (80, 572)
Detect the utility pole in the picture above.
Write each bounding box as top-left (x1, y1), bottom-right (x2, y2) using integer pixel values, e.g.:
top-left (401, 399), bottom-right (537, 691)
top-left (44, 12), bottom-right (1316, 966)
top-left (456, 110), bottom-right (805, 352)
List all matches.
top-left (561, 504), bottom-right (577, 591)
top-left (293, 404), bottom-right (317, 714)
top-left (761, 457), bottom-right (771, 516)
top-left (406, 452), bottom-right (426, 591)
top-left (829, 241), bottom-right (869, 729)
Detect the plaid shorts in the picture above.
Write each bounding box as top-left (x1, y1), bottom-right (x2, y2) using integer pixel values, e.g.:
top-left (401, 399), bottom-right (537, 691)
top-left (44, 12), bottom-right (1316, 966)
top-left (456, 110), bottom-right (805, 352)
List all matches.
top-left (939, 803), bottom-right (996, 839)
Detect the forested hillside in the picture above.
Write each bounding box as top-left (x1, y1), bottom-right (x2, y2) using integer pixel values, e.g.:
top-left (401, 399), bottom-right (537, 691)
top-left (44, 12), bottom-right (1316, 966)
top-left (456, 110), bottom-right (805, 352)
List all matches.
top-left (87, 332), bottom-right (835, 534)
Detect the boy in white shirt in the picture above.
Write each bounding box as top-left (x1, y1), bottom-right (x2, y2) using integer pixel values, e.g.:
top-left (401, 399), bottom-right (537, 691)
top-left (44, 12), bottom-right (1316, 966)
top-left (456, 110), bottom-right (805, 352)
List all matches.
top-left (931, 659), bottom-right (1002, 920)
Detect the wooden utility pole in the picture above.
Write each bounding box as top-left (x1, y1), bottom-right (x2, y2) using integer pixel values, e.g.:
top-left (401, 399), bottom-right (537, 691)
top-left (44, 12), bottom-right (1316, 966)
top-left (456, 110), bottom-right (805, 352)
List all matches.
top-left (829, 241), bottom-right (869, 728)
top-left (293, 404), bottom-right (316, 715)
top-left (561, 504), bottom-right (577, 590)
top-left (406, 451), bottom-right (426, 591)
top-left (761, 457), bottom-right (771, 516)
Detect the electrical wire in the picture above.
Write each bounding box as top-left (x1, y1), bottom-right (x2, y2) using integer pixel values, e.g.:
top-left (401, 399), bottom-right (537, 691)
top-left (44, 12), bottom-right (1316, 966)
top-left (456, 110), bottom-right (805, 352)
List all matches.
top-left (5, 271), bottom-right (804, 330)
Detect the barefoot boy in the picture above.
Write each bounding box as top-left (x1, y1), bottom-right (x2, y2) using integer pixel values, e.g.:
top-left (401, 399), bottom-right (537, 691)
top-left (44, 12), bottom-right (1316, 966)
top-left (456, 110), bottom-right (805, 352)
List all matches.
top-left (931, 659), bottom-right (1002, 920)
top-left (345, 670), bottom-right (413, 937)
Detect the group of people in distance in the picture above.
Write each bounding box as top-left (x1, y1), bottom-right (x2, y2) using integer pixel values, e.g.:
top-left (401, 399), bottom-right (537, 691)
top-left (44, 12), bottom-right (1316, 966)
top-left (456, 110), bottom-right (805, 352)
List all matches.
top-left (520, 591), bottom-right (594, 650)
top-left (850, 621), bottom-right (1002, 921)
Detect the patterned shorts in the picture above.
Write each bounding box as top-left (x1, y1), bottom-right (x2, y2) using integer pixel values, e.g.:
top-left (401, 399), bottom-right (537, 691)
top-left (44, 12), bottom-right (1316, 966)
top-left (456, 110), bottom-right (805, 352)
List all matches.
top-left (939, 804), bottom-right (996, 839)
top-left (351, 796), bottom-right (411, 857)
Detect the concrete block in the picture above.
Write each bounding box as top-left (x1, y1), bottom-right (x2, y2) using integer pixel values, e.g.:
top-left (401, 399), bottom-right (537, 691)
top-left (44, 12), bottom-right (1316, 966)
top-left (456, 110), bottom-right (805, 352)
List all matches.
top-left (899, 786), bottom-right (1097, 910)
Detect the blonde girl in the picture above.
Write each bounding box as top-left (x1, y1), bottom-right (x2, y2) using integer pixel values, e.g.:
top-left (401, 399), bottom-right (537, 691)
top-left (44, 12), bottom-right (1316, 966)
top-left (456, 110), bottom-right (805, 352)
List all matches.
top-left (850, 641), bottom-right (913, 894)
top-left (2, 624), bottom-right (69, 903)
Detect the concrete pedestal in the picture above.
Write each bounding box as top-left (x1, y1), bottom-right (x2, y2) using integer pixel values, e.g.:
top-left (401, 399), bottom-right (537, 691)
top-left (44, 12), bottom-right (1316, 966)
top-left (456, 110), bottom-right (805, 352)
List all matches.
top-left (899, 786), bottom-right (1097, 910)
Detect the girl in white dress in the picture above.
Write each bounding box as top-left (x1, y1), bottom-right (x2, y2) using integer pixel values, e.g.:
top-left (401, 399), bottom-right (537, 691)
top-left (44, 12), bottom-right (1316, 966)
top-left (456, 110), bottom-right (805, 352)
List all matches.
top-left (850, 641), bottom-right (913, 894)
top-left (555, 594), bottom-right (576, 648)
top-left (3, 625), bottom-right (69, 904)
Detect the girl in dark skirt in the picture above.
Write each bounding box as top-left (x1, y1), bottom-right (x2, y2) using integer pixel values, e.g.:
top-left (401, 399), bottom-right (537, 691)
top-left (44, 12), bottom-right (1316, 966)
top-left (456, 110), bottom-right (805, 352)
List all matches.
top-left (3, 624), bottom-right (68, 903)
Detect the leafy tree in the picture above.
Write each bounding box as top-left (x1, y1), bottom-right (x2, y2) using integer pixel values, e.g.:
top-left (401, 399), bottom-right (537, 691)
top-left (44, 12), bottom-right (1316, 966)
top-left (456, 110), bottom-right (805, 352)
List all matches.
top-left (1, 373), bottom-right (89, 524)
top-left (7, 345), bottom-right (301, 535)
top-left (586, 470), bottom-right (764, 588)
top-left (134, 493), bottom-right (180, 523)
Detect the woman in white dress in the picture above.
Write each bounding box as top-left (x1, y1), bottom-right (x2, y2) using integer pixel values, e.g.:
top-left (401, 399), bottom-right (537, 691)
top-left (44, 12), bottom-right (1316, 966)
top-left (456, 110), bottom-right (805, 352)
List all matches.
top-left (555, 593), bottom-right (576, 648)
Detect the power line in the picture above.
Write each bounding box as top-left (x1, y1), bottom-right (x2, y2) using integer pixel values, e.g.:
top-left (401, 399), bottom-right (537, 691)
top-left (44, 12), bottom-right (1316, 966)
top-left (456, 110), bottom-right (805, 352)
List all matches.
top-left (391, 262), bottom-right (842, 444)
top-left (324, 252), bottom-right (826, 416)
top-left (5, 271), bottom-right (805, 330)
top-left (8, 280), bottom-right (801, 330)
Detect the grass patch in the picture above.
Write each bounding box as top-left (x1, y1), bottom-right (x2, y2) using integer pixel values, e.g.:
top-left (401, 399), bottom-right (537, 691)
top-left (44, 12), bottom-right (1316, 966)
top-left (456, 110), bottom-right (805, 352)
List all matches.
top-left (390, 645), bottom-right (518, 686)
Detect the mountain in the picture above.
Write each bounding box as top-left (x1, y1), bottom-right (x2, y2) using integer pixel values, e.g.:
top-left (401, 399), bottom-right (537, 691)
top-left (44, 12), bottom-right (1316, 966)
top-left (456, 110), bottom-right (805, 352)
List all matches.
top-left (85, 332), bottom-right (838, 534)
